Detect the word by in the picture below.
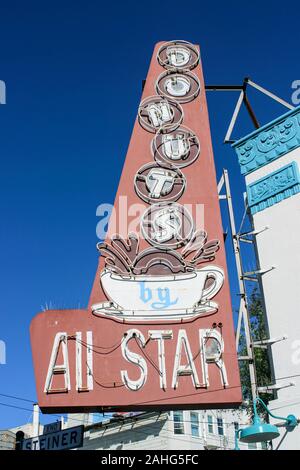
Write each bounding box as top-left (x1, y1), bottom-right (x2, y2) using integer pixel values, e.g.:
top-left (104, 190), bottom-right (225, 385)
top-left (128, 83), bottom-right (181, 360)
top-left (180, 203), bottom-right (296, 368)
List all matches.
top-left (139, 283), bottom-right (178, 309)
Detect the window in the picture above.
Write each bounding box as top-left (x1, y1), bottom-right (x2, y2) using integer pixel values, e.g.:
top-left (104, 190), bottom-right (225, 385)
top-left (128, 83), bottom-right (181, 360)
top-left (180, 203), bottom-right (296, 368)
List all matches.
top-left (217, 418), bottom-right (224, 436)
top-left (190, 412), bottom-right (199, 437)
top-left (173, 411), bottom-right (184, 435)
top-left (207, 415), bottom-right (214, 434)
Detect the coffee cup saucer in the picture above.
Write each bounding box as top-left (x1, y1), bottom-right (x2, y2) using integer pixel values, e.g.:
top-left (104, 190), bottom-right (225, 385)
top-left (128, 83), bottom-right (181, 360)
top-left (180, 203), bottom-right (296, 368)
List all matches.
top-left (91, 300), bottom-right (218, 323)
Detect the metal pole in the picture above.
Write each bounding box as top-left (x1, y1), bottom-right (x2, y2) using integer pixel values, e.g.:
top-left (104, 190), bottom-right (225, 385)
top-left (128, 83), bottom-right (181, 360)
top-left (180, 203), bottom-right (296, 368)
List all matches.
top-left (206, 79), bottom-right (295, 143)
top-left (224, 90), bottom-right (244, 143)
top-left (243, 94), bottom-right (260, 129)
top-left (235, 302), bottom-right (244, 351)
top-left (246, 79), bottom-right (295, 110)
top-left (32, 403), bottom-right (40, 437)
top-left (222, 169), bottom-right (257, 401)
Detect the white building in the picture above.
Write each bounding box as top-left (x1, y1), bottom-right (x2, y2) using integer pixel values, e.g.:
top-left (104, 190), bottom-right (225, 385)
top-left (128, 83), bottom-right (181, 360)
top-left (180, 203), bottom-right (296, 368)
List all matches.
top-left (0, 430), bottom-right (15, 450)
top-left (233, 104), bottom-right (300, 449)
top-left (69, 410), bottom-right (265, 451)
top-left (4, 405), bottom-right (266, 450)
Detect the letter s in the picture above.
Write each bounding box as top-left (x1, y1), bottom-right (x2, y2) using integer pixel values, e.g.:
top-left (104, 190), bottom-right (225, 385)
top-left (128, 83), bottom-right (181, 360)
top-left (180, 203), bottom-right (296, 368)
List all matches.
top-left (121, 329), bottom-right (147, 391)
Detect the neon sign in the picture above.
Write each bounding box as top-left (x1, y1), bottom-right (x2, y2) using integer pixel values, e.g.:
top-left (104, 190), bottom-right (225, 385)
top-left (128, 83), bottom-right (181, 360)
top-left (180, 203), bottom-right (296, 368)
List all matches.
top-left (30, 41), bottom-right (242, 412)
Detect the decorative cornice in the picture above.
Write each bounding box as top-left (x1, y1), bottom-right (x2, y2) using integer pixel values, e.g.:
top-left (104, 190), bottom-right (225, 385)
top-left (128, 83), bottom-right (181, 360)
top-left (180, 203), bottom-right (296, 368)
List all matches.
top-left (247, 161), bottom-right (300, 214)
top-left (232, 106), bottom-right (300, 175)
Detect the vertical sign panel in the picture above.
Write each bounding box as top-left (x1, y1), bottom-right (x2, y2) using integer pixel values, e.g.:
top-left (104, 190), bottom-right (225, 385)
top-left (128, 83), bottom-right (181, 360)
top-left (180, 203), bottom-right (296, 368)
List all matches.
top-left (31, 41), bottom-right (242, 412)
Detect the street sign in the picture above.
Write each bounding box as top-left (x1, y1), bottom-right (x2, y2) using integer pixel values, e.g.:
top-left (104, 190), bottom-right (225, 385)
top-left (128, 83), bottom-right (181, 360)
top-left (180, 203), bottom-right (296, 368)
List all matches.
top-left (21, 425), bottom-right (84, 451)
top-left (43, 421), bottom-right (61, 435)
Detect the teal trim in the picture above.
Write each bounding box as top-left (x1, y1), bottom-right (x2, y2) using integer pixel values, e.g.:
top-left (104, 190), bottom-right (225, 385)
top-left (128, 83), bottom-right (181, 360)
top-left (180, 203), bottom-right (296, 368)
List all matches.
top-left (247, 162), bottom-right (300, 214)
top-left (252, 397), bottom-right (292, 426)
top-left (233, 105), bottom-right (300, 148)
top-left (234, 429), bottom-right (242, 450)
top-left (232, 105), bottom-right (300, 175)
top-left (239, 422), bottom-right (279, 444)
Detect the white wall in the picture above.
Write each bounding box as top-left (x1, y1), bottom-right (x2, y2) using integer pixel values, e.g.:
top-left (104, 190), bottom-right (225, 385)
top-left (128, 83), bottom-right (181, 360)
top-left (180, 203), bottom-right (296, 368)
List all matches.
top-left (79, 410), bottom-right (261, 451)
top-left (246, 146), bottom-right (300, 449)
top-left (80, 412), bottom-right (170, 451)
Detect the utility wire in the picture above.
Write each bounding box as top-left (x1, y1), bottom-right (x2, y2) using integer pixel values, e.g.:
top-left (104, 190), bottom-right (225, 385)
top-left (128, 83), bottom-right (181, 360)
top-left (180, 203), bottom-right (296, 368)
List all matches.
top-left (1, 365), bottom-right (300, 405)
top-left (0, 400), bottom-right (91, 426)
top-left (0, 399), bottom-right (247, 431)
top-left (68, 336), bottom-right (125, 355)
top-left (1, 371), bottom-right (299, 426)
top-left (237, 202), bottom-right (249, 236)
top-left (0, 393), bottom-right (35, 404)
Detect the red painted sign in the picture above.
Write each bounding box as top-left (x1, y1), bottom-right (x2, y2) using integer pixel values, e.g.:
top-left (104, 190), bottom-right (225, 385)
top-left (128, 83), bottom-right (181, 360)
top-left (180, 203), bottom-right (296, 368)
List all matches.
top-left (31, 41), bottom-right (242, 412)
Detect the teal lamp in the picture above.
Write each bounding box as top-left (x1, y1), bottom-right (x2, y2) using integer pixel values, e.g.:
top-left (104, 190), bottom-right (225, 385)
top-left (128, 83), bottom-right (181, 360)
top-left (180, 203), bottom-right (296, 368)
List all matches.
top-left (235, 397), bottom-right (298, 450)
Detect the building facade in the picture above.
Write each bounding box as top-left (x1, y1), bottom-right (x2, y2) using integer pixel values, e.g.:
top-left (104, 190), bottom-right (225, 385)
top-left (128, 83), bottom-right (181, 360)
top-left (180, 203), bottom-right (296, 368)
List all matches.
top-left (72, 410), bottom-right (265, 451)
top-left (5, 408), bottom-right (266, 450)
top-left (233, 105), bottom-right (300, 449)
top-left (0, 430), bottom-right (15, 450)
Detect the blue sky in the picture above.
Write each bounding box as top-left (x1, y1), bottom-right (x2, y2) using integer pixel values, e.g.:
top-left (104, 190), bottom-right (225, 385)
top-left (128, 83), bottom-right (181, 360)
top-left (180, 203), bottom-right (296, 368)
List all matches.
top-left (0, 0), bottom-right (298, 429)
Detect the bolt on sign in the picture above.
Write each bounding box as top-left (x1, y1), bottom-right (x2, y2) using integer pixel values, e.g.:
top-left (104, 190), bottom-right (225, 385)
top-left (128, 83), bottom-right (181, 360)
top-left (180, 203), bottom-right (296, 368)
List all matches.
top-left (31, 41), bottom-right (242, 412)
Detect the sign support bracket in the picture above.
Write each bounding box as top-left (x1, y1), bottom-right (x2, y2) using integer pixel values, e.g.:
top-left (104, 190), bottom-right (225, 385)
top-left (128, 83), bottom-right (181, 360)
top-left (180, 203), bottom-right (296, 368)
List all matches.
top-left (218, 168), bottom-right (258, 401)
top-left (205, 78), bottom-right (295, 143)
